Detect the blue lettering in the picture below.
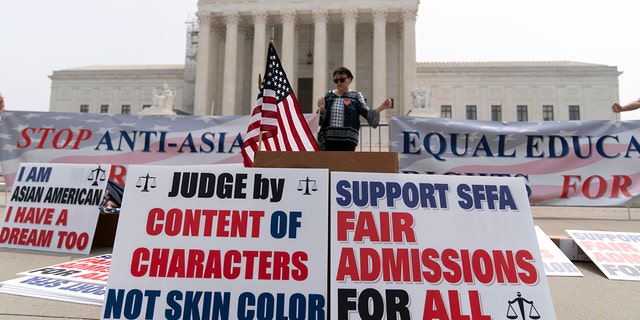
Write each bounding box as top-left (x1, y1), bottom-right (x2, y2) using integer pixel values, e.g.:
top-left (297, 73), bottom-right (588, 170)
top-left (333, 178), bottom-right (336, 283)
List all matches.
top-left (596, 135), bottom-right (620, 158)
top-left (423, 132), bottom-right (446, 161)
top-left (200, 132), bottom-right (216, 153)
top-left (25, 166), bottom-right (52, 182)
top-left (178, 133), bottom-right (197, 153)
top-left (336, 180), bottom-right (352, 206)
top-left (237, 292), bottom-right (325, 320)
top-left (401, 131), bottom-right (421, 154)
top-left (103, 289), bottom-right (160, 320)
top-left (471, 135), bottom-right (493, 157)
top-left (457, 184), bottom-right (517, 210)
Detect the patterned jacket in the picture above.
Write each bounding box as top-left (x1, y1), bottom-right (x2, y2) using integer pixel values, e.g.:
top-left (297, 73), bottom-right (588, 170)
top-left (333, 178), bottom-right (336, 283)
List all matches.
top-left (318, 90), bottom-right (380, 146)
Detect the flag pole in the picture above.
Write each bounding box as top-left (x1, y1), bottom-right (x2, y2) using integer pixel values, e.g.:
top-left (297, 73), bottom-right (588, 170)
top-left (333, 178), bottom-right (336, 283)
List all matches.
top-left (257, 28), bottom-right (274, 153)
top-left (257, 73), bottom-right (263, 152)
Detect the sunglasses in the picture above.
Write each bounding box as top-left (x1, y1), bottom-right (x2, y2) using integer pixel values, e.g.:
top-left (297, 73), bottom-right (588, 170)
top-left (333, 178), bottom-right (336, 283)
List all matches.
top-left (333, 77), bottom-right (348, 84)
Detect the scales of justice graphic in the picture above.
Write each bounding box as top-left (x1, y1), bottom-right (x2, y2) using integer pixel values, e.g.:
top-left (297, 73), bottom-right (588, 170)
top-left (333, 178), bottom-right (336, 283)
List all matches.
top-left (88, 165), bottom-right (107, 186)
top-left (297, 177), bottom-right (317, 195)
top-left (136, 173), bottom-right (157, 192)
top-left (506, 292), bottom-right (541, 319)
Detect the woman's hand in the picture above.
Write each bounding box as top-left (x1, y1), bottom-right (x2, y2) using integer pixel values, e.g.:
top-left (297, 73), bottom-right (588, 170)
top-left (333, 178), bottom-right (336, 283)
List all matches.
top-left (317, 97), bottom-right (325, 114)
top-left (376, 98), bottom-right (392, 114)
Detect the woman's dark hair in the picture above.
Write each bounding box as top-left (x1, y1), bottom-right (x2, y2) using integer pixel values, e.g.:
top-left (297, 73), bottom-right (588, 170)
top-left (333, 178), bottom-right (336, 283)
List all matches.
top-left (333, 67), bottom-right (353, 79)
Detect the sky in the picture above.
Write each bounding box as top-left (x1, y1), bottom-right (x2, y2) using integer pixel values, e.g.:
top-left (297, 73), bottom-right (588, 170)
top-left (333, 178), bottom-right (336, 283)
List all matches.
top-left (1, 0), bottom-right (639, 119)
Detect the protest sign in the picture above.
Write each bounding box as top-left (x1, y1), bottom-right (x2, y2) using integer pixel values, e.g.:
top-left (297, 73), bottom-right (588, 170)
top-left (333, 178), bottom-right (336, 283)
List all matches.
top-left (0, 163), bottom-right (111, 254)
top-left (102, 165), bottom-right (329, 320)
top-left (330, 172), bottom-right (556, 319)
top-left (0, 254), bottom-right (110, 306)
top-left (18, 254), bottom-right (112, 286)
top-left (535, 226), bottom-right (582, 277)
top-left (0, 276), bottom-right (105, 306)
top-left (567, 229), bottom-right (640, 281)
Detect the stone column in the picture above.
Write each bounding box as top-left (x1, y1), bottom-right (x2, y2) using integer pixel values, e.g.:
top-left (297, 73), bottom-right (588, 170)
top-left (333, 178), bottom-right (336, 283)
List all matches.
top-left (342, 8), bottom-right (358, 89)
top-left (312, 9), bottom-right (328, 105)
top-left (281, 10), bottom-right (297, 89)
top-left (251, 11), bottom-right (268, 102)
top-left (401, 8), bottom-right (417, 117)
top-left (194, 12), bottom-right (212, 115)
top-left (372, 8), bottom-right (387, 108)
top-left (222, 11), bottom-right (239, 115)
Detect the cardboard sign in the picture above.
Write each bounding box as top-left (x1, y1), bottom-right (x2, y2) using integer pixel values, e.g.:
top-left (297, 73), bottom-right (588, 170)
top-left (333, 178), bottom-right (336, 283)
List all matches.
top-left (102, 165), bottom-right (329, 320)
top-left (567, 229), bottom-right (640, 281)
top-left (0, 163), bottom-right (111, 254)
top-left (330, 172), bottom-right (556, 319)
top-left (535, 226), bottom-right (583, 277)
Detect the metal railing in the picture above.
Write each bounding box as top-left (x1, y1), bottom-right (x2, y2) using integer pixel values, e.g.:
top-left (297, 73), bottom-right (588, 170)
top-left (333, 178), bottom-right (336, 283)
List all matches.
top-left (358, 123), bottom-right (390, 152)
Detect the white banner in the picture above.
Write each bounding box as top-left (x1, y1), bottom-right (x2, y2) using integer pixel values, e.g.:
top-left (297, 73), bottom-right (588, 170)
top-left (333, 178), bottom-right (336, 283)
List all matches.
top-left (391, 116), bottom-right (640, 206)
top-left (0, 111), bottom-right (319, 188)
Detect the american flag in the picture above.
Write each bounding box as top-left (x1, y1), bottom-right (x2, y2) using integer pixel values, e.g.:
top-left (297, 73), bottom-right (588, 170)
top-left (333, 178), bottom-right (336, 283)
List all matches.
top-left (241, 43), bottom-right (319, 167)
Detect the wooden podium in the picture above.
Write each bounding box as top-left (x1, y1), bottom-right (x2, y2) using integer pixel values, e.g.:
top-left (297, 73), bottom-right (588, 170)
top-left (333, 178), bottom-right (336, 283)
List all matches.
top-left (253, 151), bottom-right (399, 173)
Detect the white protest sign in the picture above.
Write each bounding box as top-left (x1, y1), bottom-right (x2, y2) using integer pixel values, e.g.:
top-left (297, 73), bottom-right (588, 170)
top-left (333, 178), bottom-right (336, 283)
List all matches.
top-left (19, 254), bottom-right (112, 286)
top-left (102, 165), bottom-right (329, 320)
top-left (330, 172), bottom-right (556, 319)
top-left (567, 229), bottom-right (640, 281)
top-left (0, 163), bottom-right (111, 254)
top-left (535, 226), bottom-right (583, 277)
top-left (0, 276), bottom-right (105, 306)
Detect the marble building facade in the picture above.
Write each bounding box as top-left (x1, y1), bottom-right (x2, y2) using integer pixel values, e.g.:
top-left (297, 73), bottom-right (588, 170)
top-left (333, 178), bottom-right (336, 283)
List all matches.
top-left (48, 0), bottom-right (621, 121)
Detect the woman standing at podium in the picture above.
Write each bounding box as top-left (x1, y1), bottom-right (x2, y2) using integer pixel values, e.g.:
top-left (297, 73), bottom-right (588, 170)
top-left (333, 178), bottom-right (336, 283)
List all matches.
top-left (316, 66), bottom-right (392, 151)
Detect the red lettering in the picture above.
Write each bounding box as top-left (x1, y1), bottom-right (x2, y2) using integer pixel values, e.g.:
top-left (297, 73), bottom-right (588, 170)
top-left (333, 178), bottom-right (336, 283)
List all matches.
top-left (16, 127), bottom-right (93, 150)
top-left (257, 251), bottom-right (272, 279)
top-left (422, 248), bottom-right (442, 283)
top-left (583, 175), bottom-right (607, 198)
top-left (560, 175), bottom-right (580, 198)
top-left (145, 208), bottom-right (264, 237)
top-left (515, 250), bottom-right (537, 284)
top-left (72, 272), bottom-right (109, 281)
top-left (14, 207), bottom-right (55, 225)
top-left (146, 208), bottom-right (164, 235)
top-left (36, 128), bottom-right (56, 148)
top-left (0, 227), bottom-right (53, 247)
top-left (167, 249), bottom-right (187, 277)
top-left (561, 174), bottom-right (633, 199)
top-left (423, 290), bottom-right (491, 320)
top-left (337, 210), bottom-right (416, 243)
top-left (471, 250), bottom-right (493, 284)
top-left (360, 248), bottom-right (381, 281)
top-left (223, 250), bottom-right (242, 279)
top-left (337, 210), bottom-right (356, 241)
top-left (540, 249), bottom-right (554, 259)
top-left (73, 129), bottom-right (92, 149)
top-left (291, 251), bottom-right (308, 281)
top-left (52, 129), bottom-right (73, 149)
top-left (17, 128), bottom-right (35, 148)
top-left (423, 290), bottom-right (449, 319)
top-left (108, 165), bottom-right (127, 186)
top-left (441, 249), bottom-right (462, 283)
top-left (336, 247), bottom-right (360, 281)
